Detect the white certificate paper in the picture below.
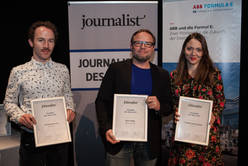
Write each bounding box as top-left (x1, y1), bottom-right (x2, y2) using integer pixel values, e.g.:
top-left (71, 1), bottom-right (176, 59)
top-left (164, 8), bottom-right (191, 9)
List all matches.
top-left (31, 97), bottom-right (71, 147)
top-left (113, 94), bottom-right (148, 142)
top-left (175, 96), bottom-right (213, 146)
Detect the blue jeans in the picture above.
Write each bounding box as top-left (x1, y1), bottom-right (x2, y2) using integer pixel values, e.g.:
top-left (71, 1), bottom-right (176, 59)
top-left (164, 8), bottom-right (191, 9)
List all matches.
top-left (106, 142), bottom-right (157, 166)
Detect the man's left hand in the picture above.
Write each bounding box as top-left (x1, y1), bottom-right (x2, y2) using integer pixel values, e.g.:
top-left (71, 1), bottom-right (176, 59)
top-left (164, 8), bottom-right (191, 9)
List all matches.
top-left (67, 109), bottom-right (75, 123)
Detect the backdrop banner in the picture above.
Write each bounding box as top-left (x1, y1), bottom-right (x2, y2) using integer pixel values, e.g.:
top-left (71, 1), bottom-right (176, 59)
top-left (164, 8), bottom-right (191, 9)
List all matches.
top-left (162, 0), bottom-right (241, 162)
top-left (68, 1), bottom-right (158, 165)
top-left (68, 1), bottom-right (158, 90)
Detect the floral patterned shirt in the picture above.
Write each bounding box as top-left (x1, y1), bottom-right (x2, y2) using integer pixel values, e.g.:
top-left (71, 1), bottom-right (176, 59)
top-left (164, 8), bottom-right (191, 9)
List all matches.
top-left (4, 58), bottom-right (74, 125)
top-left (168, 69), bottom-right (225, 166)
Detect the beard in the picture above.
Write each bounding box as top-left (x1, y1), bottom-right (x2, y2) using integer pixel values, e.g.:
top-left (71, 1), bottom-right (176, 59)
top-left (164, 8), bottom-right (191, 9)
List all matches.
top-left (132, 53), bottom-right (151, 62)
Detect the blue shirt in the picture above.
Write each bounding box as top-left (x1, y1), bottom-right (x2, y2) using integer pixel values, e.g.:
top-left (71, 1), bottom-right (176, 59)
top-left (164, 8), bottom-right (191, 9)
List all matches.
top-left (131, 64), bottom-right (152, 96)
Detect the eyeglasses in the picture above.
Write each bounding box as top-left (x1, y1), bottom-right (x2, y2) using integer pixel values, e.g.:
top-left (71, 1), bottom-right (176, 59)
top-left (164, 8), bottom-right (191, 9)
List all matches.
top-left (132, 41), bottom-right (155, 48)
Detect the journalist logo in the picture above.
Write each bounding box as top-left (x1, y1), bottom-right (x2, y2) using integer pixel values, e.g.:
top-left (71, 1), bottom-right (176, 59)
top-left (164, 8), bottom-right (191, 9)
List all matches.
top-left (81, 14), bottom-right (146, 30)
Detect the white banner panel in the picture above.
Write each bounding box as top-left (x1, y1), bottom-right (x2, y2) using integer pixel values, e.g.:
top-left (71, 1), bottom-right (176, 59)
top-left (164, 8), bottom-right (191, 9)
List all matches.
top-left (163, 0), bottom-right (241, 63)
top-left (68, 1), bottom-right (158, 90)
top-left (70, 51), bottom-right (129, 89)
top-left (70, 51), bottom-right (157, 89)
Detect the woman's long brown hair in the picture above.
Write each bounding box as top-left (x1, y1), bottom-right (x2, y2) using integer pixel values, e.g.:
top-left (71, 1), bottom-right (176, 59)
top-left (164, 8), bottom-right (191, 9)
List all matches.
top-left (174, 32), bottom-right (216, 85)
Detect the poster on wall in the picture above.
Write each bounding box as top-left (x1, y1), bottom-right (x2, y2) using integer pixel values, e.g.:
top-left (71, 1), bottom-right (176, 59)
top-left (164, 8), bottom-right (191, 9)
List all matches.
top-left (68, 1), bottom-right (158, 90)
top-left (163, 0), bottom-right (241, 159)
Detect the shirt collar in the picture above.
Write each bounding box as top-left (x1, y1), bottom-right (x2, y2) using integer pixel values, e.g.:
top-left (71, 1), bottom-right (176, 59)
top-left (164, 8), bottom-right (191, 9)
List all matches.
top-left (31, 57), bottom-right (54, 68)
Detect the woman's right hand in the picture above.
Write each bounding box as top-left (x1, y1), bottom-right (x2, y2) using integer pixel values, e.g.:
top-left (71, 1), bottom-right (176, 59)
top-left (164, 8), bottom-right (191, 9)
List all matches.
top-left (174, 110), bottom-right (180, 123)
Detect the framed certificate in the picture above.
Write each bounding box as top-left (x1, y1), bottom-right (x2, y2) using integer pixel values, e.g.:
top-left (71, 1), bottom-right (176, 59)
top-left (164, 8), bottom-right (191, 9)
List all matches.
top-left (31, 97), bottom-right (71, 147)
top-left (112, 94), bottom-right (148, 142)
top-left (175, 96), bottom-right (213, 146)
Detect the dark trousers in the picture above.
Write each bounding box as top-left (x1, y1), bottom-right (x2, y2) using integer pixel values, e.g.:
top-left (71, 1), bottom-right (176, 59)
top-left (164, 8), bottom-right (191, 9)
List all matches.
top-left (19, 130), bottom-right (69, 166)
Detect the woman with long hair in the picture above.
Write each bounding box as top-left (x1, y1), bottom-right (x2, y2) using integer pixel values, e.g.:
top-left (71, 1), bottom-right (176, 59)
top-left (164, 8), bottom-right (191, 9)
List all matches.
top-left (168, 32), bottom-right (225, 166)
